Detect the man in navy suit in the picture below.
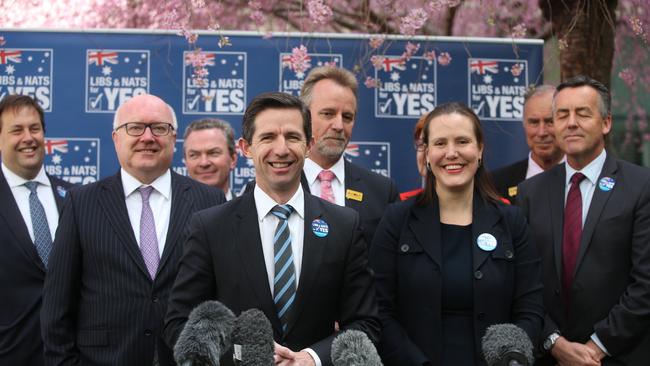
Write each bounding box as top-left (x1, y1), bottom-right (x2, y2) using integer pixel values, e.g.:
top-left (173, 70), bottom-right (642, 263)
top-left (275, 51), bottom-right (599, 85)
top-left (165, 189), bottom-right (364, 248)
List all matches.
top-left (300, 66), bottom-right (398, 245)
top-left (0, 95), bottom-right (74, 365)
top-left (518, 76), bottom-right (650, 365)
top-left (491, 85), bottom-right (564, 204)
top-left (41, 94), bottom-right (225, 366)
top-left (164, 92), bottom-right (378, 366)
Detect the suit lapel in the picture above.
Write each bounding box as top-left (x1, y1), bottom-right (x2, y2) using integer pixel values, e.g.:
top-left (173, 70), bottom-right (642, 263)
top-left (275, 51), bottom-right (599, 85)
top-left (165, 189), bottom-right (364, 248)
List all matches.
top-left (472, 198), bottom-right (501, 270)
top-left (548, 165), bottom-right (566, 283)
top-left (47, 175), bottom-right (68, 213)
top-left (409, 199), bottom-right (442, 267)
top-left (285, 193), bottom-right (326, 336)
top-left (158, 172), bottom-right (192, 272)
top-left (97, 172), bottom-right (151, 279)
top-left (235, 193), bottom-right (282, 334)
top-left (0, 170), bottom-right (43, 268)
top-left (574, 156), bottom-right (617, 276)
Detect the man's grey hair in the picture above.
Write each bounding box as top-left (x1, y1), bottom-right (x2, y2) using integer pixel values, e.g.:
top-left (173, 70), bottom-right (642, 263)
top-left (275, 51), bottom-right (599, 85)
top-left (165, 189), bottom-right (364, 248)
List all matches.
top-left (183, 118), bottom-right (236, 156)
top-left (300, 66), bottom-right (358, 109)
top-left (112, 101), bottom-right (178, 130)
top-left (524, 84), bottom-right (556, 105)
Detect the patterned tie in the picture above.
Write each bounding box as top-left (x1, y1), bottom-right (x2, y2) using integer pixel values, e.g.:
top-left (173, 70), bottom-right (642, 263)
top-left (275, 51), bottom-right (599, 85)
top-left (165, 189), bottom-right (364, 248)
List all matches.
top-left (318, 170), bottom-right (336, 204)
top-left (24, 181), bottom-right (53, 267)
top-left (562, 172), bottom-right (586, 303)
top-left (271, 204), bottom-right (296, 333)
top-left (139, 186), bottom-right (159, 279)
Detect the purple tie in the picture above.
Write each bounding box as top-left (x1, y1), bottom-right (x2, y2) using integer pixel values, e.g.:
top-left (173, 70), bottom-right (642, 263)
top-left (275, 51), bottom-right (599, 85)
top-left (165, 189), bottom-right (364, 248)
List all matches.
top-left (562, 172), bottom-right (586, 303)
top-left (139, 186), bottom-right (159, 279)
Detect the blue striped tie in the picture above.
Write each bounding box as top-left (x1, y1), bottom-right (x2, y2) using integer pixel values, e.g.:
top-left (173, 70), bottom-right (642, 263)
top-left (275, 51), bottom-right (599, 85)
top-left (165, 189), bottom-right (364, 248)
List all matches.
top-left (24, 181), bottom-right (53, 267)
top-left (270, 204), bottom-right (296, 334)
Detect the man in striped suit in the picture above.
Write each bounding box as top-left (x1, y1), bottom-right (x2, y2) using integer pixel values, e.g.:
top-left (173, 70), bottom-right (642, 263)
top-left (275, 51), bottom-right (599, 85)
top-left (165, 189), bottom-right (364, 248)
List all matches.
top-left (41, 94), bottom-right (225, 366)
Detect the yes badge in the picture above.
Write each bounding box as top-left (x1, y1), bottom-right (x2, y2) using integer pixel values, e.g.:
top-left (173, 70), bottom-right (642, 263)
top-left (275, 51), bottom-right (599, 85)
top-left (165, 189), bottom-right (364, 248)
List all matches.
top-left (477, 233), bottom-right (497, 252)
top-left (598, 177), bottom-right (615, 192)
top-left (311, 219), bottom-right (329, 238)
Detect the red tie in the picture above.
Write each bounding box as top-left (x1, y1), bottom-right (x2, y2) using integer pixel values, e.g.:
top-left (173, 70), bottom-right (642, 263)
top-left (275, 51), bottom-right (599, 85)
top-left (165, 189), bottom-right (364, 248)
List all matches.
top-left (562, 172), bottom-right (586, 302)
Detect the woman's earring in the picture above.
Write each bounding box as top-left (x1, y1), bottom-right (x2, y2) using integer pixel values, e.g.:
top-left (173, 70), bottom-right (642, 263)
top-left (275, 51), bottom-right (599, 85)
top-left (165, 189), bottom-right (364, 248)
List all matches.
top-left (478, 158), bottom-right (483, 167)
top-left (426, 162), bottom-right (432, 172)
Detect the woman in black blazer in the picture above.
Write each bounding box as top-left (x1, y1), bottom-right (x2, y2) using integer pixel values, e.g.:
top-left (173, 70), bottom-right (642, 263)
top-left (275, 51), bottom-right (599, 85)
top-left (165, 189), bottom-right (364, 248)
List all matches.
top-left (369, 102), bottom-right (544, 366)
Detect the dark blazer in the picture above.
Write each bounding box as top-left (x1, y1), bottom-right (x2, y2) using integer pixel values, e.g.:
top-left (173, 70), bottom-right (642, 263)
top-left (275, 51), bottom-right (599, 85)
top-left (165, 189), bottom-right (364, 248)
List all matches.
top-left (41, 171), bottom-right (224, 366)
top-left (163, 190), bottom-right (380, 366)
top-left (518, 155), bottom-right (650, 366)
top-left (369, 196), bottom-right (544, 366)
top-left (0, 170), bottom-right (73, 365)
top-left (490, 158), bottom-right (528, 204)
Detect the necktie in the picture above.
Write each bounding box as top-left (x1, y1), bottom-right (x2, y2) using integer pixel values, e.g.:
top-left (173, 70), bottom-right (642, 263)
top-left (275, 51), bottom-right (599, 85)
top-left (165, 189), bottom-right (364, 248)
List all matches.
top-left (562, 172), bottom-right (586, 303)
top-left (139, 186), bottom-right (159, 279)
top-left (318, 170), bottom-right (336, 204)
top-left (271, 204), bottom-right (296, 333)
top-left (24, 181), bottom-right (53, 267)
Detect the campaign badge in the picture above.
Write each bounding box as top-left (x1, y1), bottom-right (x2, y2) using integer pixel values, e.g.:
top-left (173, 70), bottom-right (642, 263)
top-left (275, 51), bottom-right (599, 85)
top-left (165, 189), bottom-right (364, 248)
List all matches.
top-left (598, 177), bottom-right (615, 192)
top-left (311, 219), bottom-right (329, 238)
top-left (477, 233), bottom-right (497, 252)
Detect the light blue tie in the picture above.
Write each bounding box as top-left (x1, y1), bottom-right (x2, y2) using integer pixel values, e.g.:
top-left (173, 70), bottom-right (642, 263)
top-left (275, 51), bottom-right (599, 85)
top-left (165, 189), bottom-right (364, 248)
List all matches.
top-left (271, 204), bottom-right (296, 334)
top-left (24, 181), bottom-right (52, 267)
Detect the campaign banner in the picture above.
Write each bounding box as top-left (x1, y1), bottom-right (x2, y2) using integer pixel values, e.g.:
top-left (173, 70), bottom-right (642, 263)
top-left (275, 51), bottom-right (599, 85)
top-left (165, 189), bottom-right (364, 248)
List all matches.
top-left (279, 53), bottom-right (342, 95)
top-left (0, 48), bottom-right (53, 111)
top-left (468, 58), bottom-right (528, 121)
top-left (374, 55), bottom-right (436, 119)
top-left (182, 51), bottom-right (247, 114)
top-left (43, 137), bottom-right (101, 185)
top-left (85, 49), bottom-right (150, 113)
top-left (344, 142), bottom-right (391, 177)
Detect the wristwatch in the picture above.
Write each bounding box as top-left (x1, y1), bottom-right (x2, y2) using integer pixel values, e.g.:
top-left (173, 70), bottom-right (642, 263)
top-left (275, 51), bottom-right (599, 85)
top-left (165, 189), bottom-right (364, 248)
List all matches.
top-left (543, 332), bottom-right (561, 352)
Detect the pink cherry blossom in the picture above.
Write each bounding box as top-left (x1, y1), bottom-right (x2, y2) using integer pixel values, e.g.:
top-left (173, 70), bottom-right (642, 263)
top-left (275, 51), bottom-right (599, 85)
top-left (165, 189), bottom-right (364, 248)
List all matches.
top-left (400, 8), bottom-right (428, 35)
top-left (618, 68), bottom-right (636, 87)
top-left (511, 23), bottom-right (527, 38)
top-left (370, 55), bottom-right (385, 70)
top-left (364, 76), bottom-right (379, 88)
top-left (437, 52), bottom-right (452, 66)
top-left (423, 50), bottom-right (437, 61)
top-left (307, 0), bottom-right (333, 25)
top-left (369, 37), bottom-right (384, 49)
top-left (286, 45), bottom-right (312, 73)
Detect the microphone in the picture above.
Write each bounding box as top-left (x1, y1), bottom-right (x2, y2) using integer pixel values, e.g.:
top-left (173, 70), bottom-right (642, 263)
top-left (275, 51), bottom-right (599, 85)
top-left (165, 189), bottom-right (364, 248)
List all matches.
top-left (231, 308), bottom-right (274, 366)
top-left (481, 323), bottom-right (534, 366)
top-left (331, 329), bottom-right (383, 366)
top-left (174, 300), bottom-right (236, 366)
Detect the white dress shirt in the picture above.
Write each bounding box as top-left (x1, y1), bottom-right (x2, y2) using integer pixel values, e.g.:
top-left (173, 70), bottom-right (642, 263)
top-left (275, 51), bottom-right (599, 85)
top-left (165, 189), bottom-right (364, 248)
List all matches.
top-left (526, 152), bottom-right (566, 179)
top-left (2, 163), bottom-right (60, 242)
top-left (122, 169), bottom-right (172, 256)
top-left (563, 149), bottom-right (609, 354)
top-left (304, 156), bottom-right (346, 206)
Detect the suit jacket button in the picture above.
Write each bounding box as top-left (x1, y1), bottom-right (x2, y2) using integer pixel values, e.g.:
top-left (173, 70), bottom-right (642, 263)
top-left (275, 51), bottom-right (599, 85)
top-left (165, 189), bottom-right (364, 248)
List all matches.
top-left (152, 296), bottom-right (159, 303)
top-left (144, 329), bottom-right (153, 336)
top-left (400, 244), bottom-right (410, 252)
top-left (554, 289), bottom-right (560, 296)
top-left (477, 312), bottom-right (486, 320)
top-left (474, 270), bottom-right (483, 280)
top-left (505, 250), bottom-right (514, 259)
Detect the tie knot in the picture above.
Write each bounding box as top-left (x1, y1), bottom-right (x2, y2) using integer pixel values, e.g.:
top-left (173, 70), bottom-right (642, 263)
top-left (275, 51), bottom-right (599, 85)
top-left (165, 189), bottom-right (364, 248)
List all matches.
top-left (138, 186), bottom-right (154, 202)
top-left (271, 204), bottom-right (294, 220)
top-left (24, 181), bottom-right (39, 194)
top-left (318, 170), bottom-right (335, 183)
top-left (571, 172), bottom-right (586, 185)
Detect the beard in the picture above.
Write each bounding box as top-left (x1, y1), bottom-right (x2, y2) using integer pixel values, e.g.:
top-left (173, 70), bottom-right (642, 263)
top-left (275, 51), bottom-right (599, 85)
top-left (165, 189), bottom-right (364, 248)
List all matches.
top-left (315, 132), bottom-right (348, 161)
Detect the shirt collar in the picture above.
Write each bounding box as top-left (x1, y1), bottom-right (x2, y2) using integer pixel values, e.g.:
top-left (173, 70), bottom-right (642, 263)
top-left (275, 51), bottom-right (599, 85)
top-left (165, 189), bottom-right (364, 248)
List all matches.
top-left (254, 184), bottom-right (304, 222)
top-left (1, 162), bottom-right (50, 188)
top-left (565, 149), bottom-right (607, 187)
top-left (121, 168), bottom-right (172, 200)
top-left (304, 155), bottom-right (345, 186)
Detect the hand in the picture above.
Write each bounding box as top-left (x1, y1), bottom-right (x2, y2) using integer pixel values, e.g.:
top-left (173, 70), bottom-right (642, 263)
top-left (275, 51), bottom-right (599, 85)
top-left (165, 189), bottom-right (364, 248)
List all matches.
top-left (584, 340), bottom-right (606, 361)
top-left (551, 336), bottom-right (601, 366)
top-left (274, 342), bottom-right (316, 366)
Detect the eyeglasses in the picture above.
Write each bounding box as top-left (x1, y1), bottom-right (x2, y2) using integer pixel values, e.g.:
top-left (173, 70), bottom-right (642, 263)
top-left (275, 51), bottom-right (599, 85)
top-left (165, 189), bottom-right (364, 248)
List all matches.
top-left (414, 140), bottom-right (426, 152)
top-left (115, 122), bottom-right (175, 137)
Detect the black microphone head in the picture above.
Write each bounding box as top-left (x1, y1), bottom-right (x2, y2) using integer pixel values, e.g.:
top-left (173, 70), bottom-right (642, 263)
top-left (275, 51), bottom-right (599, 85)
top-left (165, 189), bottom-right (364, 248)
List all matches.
top-left (481, 323), bottom-right (534, 366)
top-left (231, 308), bottom-right (274, 366)
top-left (174, 300), bottom-right (236, 366)
top-left (331, 329), bottom-right (383, 366)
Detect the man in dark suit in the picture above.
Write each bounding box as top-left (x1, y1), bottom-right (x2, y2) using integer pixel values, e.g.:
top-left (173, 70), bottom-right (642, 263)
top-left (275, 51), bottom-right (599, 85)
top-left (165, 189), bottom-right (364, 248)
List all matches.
top-left (164, 92), bottom-right (379, 366)
top-left (491, 85), bottom-right (563, 204)
top-left (518, 76), bottom-right (650, 365)
top-left (0, 95), bottom-right (74, 365)
top-left (41, 94), bottom-right (225, 366)
top-left (300, 66), bottom-right (398, 245)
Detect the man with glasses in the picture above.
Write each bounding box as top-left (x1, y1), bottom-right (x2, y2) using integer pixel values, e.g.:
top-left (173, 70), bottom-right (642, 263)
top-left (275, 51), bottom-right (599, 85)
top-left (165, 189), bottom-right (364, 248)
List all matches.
top-left (41, 94), bottom-right (225, 366)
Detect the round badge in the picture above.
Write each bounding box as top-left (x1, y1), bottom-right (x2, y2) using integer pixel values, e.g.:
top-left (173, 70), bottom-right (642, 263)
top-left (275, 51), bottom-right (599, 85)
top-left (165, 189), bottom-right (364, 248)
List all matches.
top-left (598, 177), bottom-right (615, 192)
top-left (57, 186), bottom-right (67, 198)
top-left (311, 219), bottom-right (329, 238)
top-left (476, 233), bottom-right (497, 252)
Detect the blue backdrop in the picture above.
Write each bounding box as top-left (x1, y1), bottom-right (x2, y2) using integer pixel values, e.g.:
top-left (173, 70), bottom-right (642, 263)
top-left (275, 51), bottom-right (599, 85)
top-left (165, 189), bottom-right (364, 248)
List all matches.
top-left (0, 29), bottom-right (543, 193)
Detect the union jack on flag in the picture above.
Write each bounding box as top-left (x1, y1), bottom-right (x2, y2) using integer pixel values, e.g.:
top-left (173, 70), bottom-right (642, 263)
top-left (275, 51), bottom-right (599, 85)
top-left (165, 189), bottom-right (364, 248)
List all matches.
top-left (381, 57), bottom-right (406, 72)
top-left (185, 52), bottom-right (216, 67)
top-left (44, 139), bottom-right (69, 154)
top-left (344, 144), bottom-right (360, 157)
top-left (470, 60), bottom-right (499, 75)
top-left (88, 51), bottom-right (119, 66)
top-left (0, 49), bottom-right (22, 64)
